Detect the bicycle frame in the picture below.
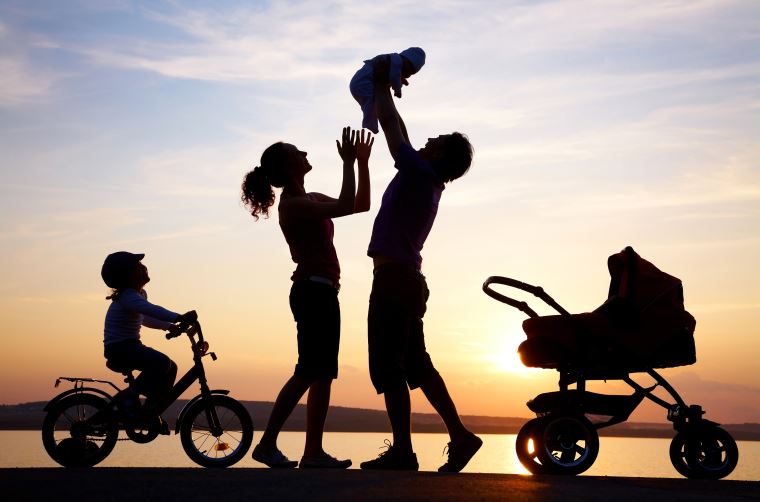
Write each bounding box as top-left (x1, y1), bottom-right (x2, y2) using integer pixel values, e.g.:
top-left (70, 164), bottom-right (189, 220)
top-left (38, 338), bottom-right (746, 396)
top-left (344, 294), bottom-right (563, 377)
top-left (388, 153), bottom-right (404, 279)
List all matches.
top-left (146, 322), bottom-right (229, 435)
top-left (48, 321), bottom-right (228, 432)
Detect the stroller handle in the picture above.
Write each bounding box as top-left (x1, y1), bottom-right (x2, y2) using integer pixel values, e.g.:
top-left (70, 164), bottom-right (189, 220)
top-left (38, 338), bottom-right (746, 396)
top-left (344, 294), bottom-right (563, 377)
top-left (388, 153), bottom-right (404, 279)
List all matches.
top-left (482, 276), bottom-right (571, 318)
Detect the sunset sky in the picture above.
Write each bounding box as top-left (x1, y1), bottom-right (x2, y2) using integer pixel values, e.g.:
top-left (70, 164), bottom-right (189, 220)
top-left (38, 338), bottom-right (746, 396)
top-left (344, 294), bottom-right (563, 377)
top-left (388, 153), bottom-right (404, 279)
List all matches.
top-left (1, 0), bottom-right (759, 424)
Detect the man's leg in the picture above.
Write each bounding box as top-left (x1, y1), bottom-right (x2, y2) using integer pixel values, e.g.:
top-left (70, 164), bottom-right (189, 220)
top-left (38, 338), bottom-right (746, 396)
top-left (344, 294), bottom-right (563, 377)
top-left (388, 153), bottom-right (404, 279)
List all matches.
top-left (362, 267), bottom-right (419, 470)
top-left (420, 371), bottom-right (482, 472)
top-left (409, 275), bottom-right (481, 473)
top-left (384, 385), bottom-right (413, 454)
top-left (419, 373), bottom-right (469, 443)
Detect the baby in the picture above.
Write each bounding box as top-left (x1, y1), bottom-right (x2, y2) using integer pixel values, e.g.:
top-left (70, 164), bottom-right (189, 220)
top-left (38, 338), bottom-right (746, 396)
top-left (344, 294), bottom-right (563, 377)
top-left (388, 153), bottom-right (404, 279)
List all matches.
top-left (349, 47), bottom-right (426, 133)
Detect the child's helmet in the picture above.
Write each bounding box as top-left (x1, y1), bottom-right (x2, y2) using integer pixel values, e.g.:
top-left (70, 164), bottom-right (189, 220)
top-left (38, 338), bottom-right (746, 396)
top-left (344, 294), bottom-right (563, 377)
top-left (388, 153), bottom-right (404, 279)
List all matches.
top-left (101, 251), bottom-right (144, 289)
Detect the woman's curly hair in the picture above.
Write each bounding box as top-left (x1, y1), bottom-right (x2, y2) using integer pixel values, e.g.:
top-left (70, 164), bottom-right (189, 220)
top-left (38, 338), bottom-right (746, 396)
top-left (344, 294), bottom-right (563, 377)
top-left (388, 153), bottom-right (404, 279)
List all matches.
top-left (241, 142), bottom-right (290, 220)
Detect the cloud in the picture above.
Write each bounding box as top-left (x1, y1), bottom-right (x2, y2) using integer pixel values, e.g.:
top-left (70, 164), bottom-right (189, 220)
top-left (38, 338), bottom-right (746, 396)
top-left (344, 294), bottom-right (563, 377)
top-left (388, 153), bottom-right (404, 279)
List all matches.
top-left (39, 0), bottom-right (758, 87)
top-left (0, 19), bottom-right (62, 106)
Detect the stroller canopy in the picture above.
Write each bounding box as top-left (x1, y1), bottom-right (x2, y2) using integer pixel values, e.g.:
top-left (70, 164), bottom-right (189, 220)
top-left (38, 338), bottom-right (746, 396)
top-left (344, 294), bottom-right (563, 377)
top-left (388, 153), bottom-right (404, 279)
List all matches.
top-left (521, 246), bottom-right (696, 371)
top-left (605, 246), bottom-right (687, 318)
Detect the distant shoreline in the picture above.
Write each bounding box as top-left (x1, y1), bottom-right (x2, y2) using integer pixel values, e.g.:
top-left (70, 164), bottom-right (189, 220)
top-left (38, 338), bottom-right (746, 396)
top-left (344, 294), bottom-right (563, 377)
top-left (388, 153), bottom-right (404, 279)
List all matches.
top-left (3, 400), bottom-right (759, 441)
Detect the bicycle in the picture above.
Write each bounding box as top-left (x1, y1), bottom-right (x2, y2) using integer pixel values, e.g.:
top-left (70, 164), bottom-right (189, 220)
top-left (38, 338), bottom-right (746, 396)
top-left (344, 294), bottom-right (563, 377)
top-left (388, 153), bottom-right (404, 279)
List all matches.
top-left (41, 312), bottom-right (254, 468)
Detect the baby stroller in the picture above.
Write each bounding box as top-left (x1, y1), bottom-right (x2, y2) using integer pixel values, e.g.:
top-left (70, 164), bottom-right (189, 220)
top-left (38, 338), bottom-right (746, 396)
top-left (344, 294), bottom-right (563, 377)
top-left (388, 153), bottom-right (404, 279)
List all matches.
top-left (483, 246), bottom-right (738, 479)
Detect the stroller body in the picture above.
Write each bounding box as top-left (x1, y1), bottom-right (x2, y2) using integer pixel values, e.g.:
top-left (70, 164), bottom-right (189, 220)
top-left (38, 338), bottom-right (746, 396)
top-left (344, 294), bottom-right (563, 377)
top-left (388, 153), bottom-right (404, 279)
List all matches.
top-left (483, 247), bottom-right (738, 479)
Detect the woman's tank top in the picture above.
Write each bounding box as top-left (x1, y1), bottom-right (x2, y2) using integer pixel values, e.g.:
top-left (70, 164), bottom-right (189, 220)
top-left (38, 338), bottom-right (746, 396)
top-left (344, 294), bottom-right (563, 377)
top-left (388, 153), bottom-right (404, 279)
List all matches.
top-left (279, 193), bottom-right (340, 285)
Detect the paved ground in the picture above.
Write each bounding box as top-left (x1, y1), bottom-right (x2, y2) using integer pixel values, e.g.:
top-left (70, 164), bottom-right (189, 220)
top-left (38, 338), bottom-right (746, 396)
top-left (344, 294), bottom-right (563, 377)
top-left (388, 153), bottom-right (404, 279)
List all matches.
top-left (2, 468), bottom-right (758, 501)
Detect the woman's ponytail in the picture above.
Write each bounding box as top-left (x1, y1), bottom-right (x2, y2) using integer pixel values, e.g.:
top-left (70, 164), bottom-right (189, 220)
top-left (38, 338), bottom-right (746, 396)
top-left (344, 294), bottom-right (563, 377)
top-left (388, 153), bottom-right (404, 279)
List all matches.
top-left (241, 142), bottom-right (290, 220)
top-left (241, 165), bottom-right (275, 220)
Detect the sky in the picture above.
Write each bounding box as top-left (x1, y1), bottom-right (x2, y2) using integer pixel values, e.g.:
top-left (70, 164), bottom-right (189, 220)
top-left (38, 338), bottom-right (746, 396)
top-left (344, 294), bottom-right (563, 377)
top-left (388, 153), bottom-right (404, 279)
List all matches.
top-left (1, 0), bottom-right (759, 424)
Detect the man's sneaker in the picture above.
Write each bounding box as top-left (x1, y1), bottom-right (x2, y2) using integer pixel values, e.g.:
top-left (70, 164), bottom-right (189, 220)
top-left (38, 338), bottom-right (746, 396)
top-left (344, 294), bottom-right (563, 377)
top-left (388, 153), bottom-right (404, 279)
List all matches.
top-left (251, 443), bottom-right (298, 468)
top-left (438, 432), bottom-right (483, 472)
top-left (360, 440), bottom-right (419, 471)
top-left (299, 453), bottom-right (352, 469)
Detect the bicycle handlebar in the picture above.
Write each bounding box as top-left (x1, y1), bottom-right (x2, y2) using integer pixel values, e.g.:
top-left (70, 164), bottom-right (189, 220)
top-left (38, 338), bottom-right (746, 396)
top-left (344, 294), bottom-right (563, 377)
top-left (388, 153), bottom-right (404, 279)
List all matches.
top-left (166, 310), bottom-right (199, 340)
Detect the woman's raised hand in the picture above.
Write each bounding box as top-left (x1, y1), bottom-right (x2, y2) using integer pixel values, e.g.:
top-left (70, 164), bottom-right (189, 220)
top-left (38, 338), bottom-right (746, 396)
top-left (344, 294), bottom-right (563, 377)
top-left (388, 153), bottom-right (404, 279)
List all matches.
top-left (336, 126), bottom-right (357, 164)
top-left (356, 129), bottom-right (374, 164)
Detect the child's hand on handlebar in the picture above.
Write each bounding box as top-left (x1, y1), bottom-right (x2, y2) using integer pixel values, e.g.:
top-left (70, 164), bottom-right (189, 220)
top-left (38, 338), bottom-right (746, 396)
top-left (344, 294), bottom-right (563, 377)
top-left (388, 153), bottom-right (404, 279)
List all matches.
top-left (175, 310), bottom-right (198, 325)
top-left (167, 311), bottom-right (197, 339)
top-left (166, 324), bottom-right (183, 339)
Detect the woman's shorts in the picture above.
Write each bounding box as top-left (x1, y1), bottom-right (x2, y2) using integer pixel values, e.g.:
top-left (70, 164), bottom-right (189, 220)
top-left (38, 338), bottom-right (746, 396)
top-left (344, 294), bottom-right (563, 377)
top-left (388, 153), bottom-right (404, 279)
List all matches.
top-left (290, 280), bottom-right (341, 381)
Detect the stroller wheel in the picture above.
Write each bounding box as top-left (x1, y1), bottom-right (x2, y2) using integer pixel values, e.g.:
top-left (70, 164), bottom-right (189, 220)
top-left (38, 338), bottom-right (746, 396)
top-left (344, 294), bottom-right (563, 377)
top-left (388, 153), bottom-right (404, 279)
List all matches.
top-left (670, 427), bottom-right (738, 480)
top-left (534, 414), bottom-right (599, 475)
top-left (515, 417), bottom-right (551, 474)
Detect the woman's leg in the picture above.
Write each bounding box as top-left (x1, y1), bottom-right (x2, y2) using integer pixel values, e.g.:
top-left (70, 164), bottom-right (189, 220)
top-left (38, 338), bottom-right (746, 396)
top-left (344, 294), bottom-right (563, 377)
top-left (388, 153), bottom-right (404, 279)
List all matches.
top-left (258, 374), bottom-right (310, 448)
top-left (303, 379), bottom-right (332, 457)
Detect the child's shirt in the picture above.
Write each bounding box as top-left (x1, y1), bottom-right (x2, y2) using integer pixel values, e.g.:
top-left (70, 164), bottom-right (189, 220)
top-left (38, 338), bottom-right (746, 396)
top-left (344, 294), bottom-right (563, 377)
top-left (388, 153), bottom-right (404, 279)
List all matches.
top-left (103, 288), bottom-right (179, 346)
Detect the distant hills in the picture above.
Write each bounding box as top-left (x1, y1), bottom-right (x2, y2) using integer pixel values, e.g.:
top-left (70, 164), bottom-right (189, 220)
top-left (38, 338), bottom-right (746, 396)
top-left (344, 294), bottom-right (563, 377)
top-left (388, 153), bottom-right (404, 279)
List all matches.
top-left (2, 400), bottom-right (758, 440)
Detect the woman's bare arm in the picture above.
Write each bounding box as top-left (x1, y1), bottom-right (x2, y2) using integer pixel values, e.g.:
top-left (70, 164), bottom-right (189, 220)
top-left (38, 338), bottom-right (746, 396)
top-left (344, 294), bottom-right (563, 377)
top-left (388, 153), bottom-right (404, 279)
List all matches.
top-left (354, 129), bottom-right (373, 213)
top-left (279, 127), bottom-right (357, 221)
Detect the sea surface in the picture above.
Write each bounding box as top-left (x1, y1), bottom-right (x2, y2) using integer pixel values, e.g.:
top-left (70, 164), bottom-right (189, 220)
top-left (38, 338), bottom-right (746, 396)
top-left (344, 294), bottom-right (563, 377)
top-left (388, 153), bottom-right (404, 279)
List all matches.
top-left (1, 431), bottom-right (757, 480)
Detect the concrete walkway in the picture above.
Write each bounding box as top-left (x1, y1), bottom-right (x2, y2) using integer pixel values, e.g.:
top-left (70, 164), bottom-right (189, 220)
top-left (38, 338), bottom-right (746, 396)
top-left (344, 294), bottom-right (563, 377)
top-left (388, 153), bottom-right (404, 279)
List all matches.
top-left (2, 468), bottom-right (758, 501)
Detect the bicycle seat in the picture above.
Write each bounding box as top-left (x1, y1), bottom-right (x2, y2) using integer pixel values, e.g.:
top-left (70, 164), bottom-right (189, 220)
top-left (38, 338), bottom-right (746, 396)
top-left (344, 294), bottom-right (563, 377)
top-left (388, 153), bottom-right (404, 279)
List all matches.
top-left (106, 360), bottom-right (136, 382)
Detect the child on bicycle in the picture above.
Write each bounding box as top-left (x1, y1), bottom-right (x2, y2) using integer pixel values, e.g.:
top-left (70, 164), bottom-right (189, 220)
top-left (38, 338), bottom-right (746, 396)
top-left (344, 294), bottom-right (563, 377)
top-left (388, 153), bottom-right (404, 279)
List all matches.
top-left (101, 251), bottom-right (190, 412)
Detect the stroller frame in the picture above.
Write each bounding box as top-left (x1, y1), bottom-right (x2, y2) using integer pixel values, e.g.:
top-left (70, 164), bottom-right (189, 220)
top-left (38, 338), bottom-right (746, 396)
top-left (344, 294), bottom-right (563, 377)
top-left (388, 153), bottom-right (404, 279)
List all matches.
top-left (483, 275), bottom-right (739, 479)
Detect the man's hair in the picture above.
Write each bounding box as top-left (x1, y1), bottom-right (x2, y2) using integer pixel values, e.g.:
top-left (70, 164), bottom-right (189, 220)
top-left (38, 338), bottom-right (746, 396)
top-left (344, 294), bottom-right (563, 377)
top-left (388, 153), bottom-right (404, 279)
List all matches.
top-left (434, 132), bottom-right (473, 183)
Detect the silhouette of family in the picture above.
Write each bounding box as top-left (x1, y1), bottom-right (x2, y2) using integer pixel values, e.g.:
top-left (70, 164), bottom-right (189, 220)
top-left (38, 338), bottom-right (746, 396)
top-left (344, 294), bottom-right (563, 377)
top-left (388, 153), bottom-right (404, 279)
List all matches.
top-left (100, 47), bottom-right (480, 472)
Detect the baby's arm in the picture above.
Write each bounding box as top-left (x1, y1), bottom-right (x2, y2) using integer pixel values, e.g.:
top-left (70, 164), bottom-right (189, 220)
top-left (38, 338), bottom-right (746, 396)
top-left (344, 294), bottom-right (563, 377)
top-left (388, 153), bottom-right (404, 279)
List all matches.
top-left (388, 54), bottom-right (404, 97)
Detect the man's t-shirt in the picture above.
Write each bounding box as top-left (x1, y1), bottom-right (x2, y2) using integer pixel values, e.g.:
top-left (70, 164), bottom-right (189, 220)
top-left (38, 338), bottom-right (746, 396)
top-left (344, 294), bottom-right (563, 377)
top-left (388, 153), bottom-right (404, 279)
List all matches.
top-left (367, 143), bottom-right (443, 269)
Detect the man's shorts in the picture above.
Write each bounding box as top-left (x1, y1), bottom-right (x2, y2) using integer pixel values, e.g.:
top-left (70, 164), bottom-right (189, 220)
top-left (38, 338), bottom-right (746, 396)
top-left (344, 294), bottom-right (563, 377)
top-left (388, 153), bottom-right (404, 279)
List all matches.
top-left (368, 263), bottom-right (438, 394)
top-left (290, 280), bottom-right (341, 381)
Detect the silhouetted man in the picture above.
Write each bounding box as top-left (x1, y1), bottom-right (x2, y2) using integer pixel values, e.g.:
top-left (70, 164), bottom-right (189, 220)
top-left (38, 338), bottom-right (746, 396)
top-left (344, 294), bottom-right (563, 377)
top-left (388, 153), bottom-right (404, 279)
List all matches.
top-left (360, 81), bottom-right (481, 472)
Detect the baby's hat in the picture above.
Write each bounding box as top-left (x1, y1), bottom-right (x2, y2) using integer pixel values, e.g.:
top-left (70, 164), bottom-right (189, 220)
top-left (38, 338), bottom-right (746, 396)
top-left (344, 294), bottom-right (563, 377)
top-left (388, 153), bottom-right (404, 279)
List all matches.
top-left (400, 47), bottom-right (426, 72)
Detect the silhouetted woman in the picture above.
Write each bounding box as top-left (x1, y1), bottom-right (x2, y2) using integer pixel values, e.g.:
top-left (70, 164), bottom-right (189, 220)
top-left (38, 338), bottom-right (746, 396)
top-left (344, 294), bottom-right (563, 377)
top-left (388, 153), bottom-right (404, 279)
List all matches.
top-left (242, 127), bottom-right (373, 468)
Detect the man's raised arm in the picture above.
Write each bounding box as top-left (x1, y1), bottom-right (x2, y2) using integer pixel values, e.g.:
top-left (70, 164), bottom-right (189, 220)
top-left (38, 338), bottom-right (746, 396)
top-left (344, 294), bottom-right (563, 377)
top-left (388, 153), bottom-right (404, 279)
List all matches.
top-left (374, 82), bottom-right (409, 160)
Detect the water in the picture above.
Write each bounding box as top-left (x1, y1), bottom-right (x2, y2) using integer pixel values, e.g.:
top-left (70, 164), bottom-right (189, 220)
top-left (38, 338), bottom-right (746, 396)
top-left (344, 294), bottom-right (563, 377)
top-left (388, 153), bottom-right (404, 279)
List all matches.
top-left (1, 431), bottom-right (758, 480)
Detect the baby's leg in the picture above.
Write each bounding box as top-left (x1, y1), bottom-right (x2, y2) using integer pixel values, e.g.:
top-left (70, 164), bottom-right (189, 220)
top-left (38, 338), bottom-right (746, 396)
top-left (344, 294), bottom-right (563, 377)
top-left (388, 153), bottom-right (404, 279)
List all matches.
top-left (350, 70), bottom-right (379, 134)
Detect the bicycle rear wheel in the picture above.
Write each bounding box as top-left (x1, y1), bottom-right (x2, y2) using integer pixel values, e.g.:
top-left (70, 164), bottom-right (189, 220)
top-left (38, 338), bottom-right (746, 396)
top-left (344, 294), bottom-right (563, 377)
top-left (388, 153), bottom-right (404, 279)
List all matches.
top-left (41, 393), bottom-right (118, 467)
top-left (179, 394), bottom-right (253, 468)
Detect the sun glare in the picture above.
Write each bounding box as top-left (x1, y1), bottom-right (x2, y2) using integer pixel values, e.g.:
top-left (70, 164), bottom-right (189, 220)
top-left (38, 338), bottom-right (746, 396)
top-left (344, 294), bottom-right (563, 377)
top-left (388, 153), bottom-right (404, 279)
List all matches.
top-left (491, 333), bottom-right (538, 375)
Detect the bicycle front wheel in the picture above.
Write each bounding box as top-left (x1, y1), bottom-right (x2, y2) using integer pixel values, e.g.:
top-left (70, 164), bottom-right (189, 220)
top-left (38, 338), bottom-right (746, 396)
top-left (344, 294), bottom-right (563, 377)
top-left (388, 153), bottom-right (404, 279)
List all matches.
top-left (179, 394), bottom-right (253, 468)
